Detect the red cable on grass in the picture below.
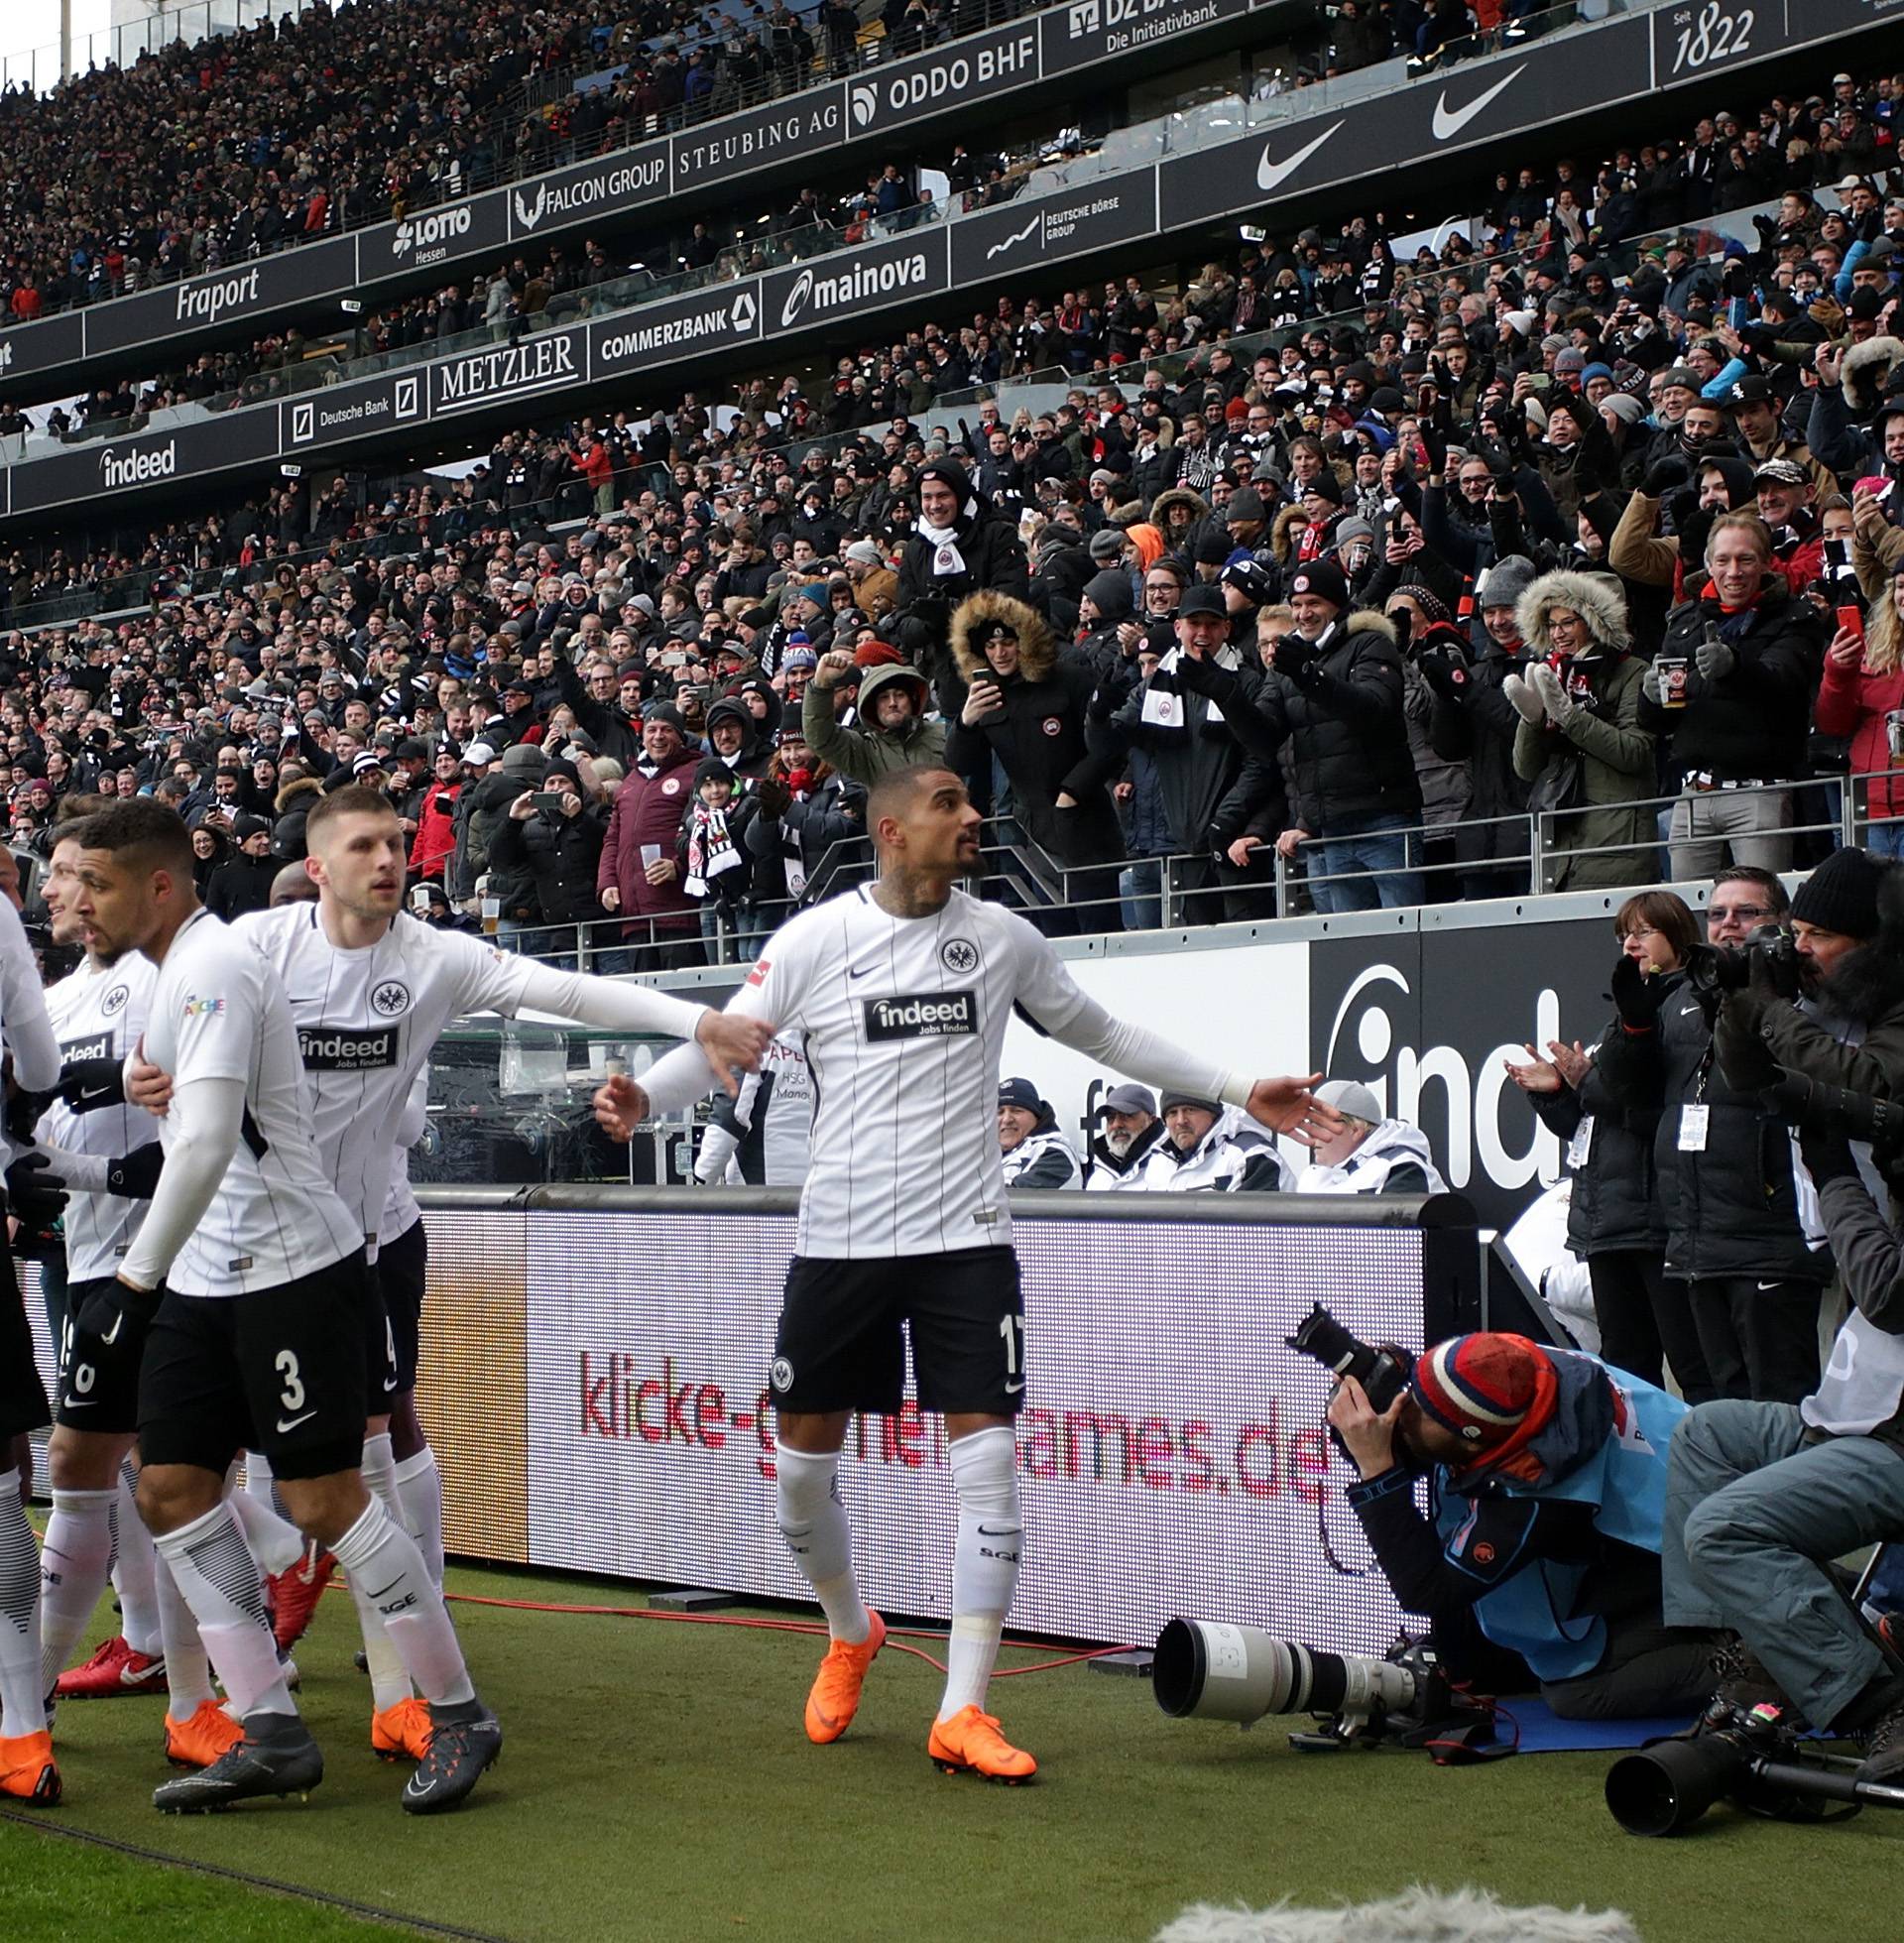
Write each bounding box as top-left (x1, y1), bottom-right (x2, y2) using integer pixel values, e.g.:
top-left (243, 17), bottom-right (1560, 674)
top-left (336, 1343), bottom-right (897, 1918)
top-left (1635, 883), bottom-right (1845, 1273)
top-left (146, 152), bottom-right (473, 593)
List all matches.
top-left (432, 1588), bottom-right (1137, 1676)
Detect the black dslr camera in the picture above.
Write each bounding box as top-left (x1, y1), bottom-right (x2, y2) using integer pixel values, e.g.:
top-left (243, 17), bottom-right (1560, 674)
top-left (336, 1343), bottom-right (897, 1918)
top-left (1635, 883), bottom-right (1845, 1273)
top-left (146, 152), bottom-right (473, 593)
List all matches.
top-left (1682, 921), bottom-right (1801, 1004)
top-left (1286, 1302), bottom-right (1413, 1412)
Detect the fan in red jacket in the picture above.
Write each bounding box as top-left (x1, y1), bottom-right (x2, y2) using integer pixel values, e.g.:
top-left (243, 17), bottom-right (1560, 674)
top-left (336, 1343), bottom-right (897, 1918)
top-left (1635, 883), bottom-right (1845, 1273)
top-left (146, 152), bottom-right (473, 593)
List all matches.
top-left (409, 749), bottom-right (463, 881)
top-left (597, 706), bottom-right (702, 953)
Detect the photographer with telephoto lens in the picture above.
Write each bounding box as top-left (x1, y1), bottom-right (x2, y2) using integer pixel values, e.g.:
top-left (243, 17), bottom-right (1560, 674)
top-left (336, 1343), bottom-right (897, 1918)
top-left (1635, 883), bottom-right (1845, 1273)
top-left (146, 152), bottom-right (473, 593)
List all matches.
top-left (1659, 1048), bottom-right (1904, 1786)
top-left (1326, 1330), bottom-right (1721, 1720)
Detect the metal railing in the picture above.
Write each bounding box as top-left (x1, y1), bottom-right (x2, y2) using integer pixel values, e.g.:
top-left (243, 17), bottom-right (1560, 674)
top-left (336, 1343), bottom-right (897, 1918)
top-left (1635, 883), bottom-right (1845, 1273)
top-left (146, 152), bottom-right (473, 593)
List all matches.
top-left (471, 775), bottom-right (1902, 966)
top-left (0, 0), bottom-right (317, 94)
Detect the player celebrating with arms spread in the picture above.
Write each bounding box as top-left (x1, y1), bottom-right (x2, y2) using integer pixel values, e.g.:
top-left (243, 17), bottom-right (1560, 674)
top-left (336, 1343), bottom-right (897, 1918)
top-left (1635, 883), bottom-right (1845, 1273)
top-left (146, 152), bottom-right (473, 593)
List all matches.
top-left (596, 766), bottom-right (1341, 1782)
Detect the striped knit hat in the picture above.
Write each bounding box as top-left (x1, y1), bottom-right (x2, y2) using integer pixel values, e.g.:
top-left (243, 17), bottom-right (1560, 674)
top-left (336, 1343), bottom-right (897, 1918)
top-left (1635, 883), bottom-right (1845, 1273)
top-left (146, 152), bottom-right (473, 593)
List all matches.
top-left (1410, 1334), bottom-right (1546, 1450)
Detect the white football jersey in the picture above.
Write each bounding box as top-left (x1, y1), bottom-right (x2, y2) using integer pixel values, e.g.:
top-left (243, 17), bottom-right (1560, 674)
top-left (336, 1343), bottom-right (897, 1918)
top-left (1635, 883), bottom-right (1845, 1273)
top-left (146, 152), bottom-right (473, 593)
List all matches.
top-left (690, 887), bottom-right (1152, 1257)
top-left (138, 909), bottom-right (361, 1297)
top-left (40, 952), bottom-right (157, 1281)
top-left (235, 905), bottom-right (538, 1240)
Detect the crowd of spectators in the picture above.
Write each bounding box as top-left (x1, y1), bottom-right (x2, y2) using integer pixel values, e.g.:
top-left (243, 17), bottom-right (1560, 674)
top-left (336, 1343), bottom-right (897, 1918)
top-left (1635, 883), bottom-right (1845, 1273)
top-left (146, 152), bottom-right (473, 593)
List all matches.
top-left (0, 0), bottom-right (1080, 326)
top-left (0, 57), bottom-right (1900, 954)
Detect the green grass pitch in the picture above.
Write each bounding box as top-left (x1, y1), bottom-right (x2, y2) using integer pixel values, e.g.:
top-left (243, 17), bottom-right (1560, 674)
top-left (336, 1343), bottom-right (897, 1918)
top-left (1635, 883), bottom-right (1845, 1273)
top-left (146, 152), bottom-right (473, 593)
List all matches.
top-left (9, 1556), bottom-right (1901, 1941)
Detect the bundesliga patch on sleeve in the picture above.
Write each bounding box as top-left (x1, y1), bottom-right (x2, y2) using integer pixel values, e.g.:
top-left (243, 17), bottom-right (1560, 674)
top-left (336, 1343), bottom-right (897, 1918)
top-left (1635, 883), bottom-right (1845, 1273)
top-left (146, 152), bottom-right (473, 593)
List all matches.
top-left (862, 991), bottom-right (977, 1040)
top-left (746, 958), bottom-right (771, 987)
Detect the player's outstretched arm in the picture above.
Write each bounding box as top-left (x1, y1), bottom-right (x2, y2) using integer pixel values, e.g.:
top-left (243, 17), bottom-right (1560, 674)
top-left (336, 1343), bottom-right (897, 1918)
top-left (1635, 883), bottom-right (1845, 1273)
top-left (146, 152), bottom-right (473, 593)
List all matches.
top-left (1242, 1073), bottom-right (1345, 1148)
top-left (497, 959), bottom-right (772, 1097)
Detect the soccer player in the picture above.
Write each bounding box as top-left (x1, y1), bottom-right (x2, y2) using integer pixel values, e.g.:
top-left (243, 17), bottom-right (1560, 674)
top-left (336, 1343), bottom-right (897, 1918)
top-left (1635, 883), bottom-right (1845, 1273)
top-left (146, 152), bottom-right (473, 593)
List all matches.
top-left (594, 766), bottom-right (1340, 1781)
top-left (66, 798), bottom-right (504, 1813)
top-left (23, 822), bottom-right (177, 1729)
top-left (0, 872), bottom-right (65, 1803)
top-left (142, 785), bottom-right (770, 1761)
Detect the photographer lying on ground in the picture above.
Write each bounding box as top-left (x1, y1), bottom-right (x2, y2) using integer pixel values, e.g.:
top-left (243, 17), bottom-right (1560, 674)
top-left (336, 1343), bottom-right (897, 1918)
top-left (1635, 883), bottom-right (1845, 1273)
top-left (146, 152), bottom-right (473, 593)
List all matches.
top-left (1328, 1332), bottom-right (1721, 1720)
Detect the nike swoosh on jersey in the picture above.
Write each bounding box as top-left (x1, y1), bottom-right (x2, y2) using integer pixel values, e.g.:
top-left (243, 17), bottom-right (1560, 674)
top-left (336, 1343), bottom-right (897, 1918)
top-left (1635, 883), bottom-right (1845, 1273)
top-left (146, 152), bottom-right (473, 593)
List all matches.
top-left (1256, 119), bottom-right (1345, 192)
top-left (1005, 1379), bottom-right (1025, 1396)
top-left (74, 1085), bottom-right (116, 1106)
top-left (277, 1409), bottom-right (319, 1433)
top-left (848, 965), bottom-right (876, 979)
top-left (60, 1395), bottom-right (96, 1409)
top-left (1431, 65), bottom-right (1526, 141)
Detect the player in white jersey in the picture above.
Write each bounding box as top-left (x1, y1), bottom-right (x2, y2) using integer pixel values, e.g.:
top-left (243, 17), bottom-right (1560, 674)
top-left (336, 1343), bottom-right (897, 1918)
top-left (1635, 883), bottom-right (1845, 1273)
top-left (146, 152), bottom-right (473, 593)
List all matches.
top-left (0, 876), bottom-right (62, 1805)
top-left (19, 819), bottom-right (184, 1751)
top-left (170, 786), bottom-right (769, 1761)
top-left (66, 800), bottom-right (505, 1815)
top-left (596, 767), bottom-right (1341, 1780)
top-left (692, 1032), bottom-right (814, 1186)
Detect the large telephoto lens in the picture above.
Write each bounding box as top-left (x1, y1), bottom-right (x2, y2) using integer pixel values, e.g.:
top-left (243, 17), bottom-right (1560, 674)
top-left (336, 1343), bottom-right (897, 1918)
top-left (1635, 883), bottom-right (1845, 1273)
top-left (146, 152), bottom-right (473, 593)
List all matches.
top-left (1606, 1736), bottom-right (1746, 1836)
top-left (1154, 1620), bottom-right (1416, 1727)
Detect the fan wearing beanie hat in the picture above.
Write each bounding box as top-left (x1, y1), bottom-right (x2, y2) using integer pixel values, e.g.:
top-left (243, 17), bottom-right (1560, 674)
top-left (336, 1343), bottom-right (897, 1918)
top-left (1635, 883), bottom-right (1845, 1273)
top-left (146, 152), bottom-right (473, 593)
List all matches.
top-left (1328, 1328), bottom-right (1709, 1715)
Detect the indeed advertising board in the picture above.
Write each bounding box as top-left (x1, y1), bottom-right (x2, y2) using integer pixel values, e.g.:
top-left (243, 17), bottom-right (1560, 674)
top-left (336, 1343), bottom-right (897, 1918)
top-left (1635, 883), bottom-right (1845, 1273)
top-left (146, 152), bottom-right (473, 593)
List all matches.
top-left (517, 1207), bottom-right (1421, 1652)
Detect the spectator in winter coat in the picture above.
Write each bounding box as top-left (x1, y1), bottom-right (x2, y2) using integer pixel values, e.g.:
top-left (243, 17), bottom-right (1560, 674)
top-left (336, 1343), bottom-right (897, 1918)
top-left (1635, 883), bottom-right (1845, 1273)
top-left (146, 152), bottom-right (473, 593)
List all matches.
top-left (1816, 558), bottom-right (1904, 857)
top-left (1179, 559), bottom-right (1423, 911)
top-left (1505, 570), bottom-right (1657, 891)
top-left (1135, 1091), bottom-right (1291, 1191)
top-left (1641, 512), bottom-right (1828, 877)
top-left (1098, 586), bottom-right (1257, 924)
top-left (596, 706), bottom-right (703, 968)
top-left (945, 591), bottom-right (1125, 893)
top-left (1295, 1079), bottom-right (1446, 1195)
top-left (203, 813), bottom-right (279, 918)
top-left (704, 695), bottom-right (774, 784)
top-left (1084, 1083), bottom-right (1165, 1190)
top-left (1422, 554), bottom-right (1537, 898)
top-left (801, 653), bottom-right (945, 783)
top-left (488, 757), bottom-right (608, 954)
top-left (408, 746), bottom-right (462, 881)
top-left (895, 458), bottom-right (1031, 682)
top-left (997, 1077), bottom-right (1083, 1188)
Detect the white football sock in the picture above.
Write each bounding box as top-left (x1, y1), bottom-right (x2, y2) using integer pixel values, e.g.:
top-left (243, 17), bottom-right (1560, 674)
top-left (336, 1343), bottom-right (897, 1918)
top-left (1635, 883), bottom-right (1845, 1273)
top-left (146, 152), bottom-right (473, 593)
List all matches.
top-left (0, 1472), bottom-right (46, 1738)
top-left (156, 1558), bottom-right (215, 1717)
top-left (113, 1460), bottom-right (163, 1657)
top-left (938, 1427), bottom-right (1021, 1722)
top-left (153, 1504), bottom-right (296, 1719)
top-left (393, 1447), bottom-right (445, 1588)
top-left (775, 1445), bottom-right (870, 1644)
top-left (331, 1499), bottom-right (473, 1708)
top-left (351, 1433), bottom-right (416, 1709)
top-left (227, 1478), bottom-right (305, 1577)
top-left (38, 1486), bottom-right (114, 1693)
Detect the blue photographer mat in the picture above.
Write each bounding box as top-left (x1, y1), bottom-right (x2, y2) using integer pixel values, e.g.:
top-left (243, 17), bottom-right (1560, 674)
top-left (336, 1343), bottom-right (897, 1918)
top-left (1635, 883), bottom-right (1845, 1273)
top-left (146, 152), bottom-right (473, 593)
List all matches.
top-left (1507, 1700), bottom-right (1689, 1753)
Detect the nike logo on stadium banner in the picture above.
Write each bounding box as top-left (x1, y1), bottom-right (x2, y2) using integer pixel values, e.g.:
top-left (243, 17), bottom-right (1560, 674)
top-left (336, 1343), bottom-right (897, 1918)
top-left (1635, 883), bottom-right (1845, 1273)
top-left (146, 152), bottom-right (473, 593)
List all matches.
top-left (276, 1409), bottom-right (318, 1433)
top-left (1256, 120), bottom-right (1344, 192)
top-left (1431, 65), bottom-right (1526, 141)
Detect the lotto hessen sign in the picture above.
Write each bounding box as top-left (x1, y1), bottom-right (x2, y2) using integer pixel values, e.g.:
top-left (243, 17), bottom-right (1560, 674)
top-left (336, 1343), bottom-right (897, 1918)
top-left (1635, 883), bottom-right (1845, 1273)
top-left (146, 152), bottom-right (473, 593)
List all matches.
top-left (374, 192), bottom-right (509, 277)
top-left (428, 326), bottom-right (588, 418)
top-left (761, 229), bottom-right (949, 335)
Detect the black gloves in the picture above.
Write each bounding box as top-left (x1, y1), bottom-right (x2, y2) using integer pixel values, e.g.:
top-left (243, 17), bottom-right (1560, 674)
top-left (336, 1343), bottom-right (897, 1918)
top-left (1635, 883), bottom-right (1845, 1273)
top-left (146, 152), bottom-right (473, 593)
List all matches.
top-left (1642, 455), bottom-right (1691, 500)
top-left (1420, 415), bottom-right (1448, 475)
top-left (1272, 635), bottom-right (1319, 683)
top-left (1798, 1123), bottom-right (1860, 1190)
top-left (4, 1152), bottom-right (65, 1231)
top-left (74, 1277), bottom-right (163, 1349)
top-left (106, 1144), bottom-right (165, 1200)
top-left (1610, 955), bottom-right (1667, 1032)
top-left (1417, 643), bottom-right (1469, 700)
top-left (753, 777), bottom-right (790, 819)
top-left (60, 1057), bottom-right (126, 1111)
